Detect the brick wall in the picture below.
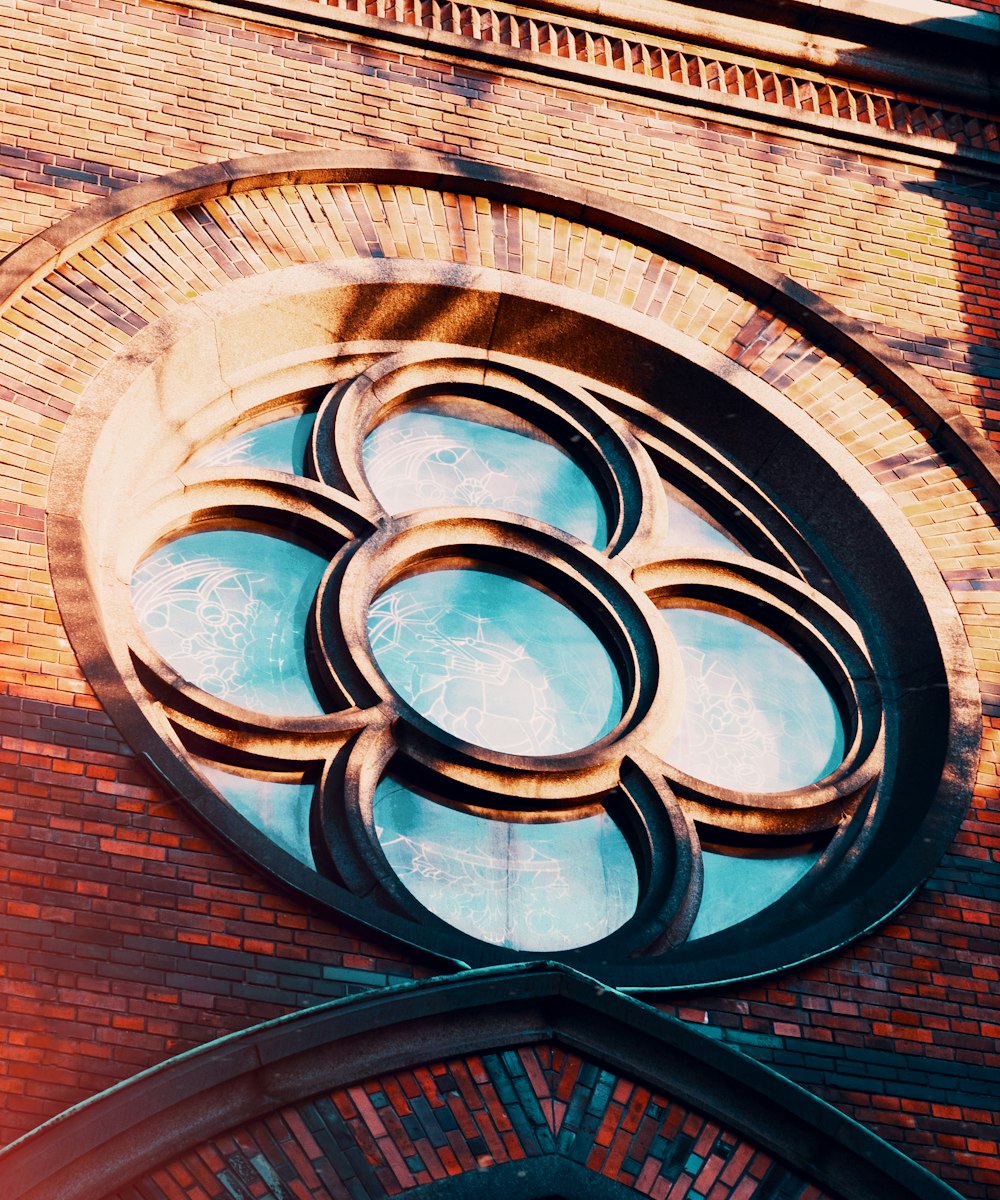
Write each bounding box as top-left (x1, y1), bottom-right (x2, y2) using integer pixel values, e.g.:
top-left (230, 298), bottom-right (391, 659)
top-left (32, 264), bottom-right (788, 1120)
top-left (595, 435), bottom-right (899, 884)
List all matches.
top-left (0, 690), bottom-right (424, 1134)
top-left (2, 2), bottom-right (997, 428)
top-left (1, 1), bottom-right (998, 1197)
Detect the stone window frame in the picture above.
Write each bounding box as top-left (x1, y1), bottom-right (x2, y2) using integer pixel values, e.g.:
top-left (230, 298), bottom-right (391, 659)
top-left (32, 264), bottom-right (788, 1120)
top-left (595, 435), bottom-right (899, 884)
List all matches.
top-left (24, 153), bottom-right (982, 989)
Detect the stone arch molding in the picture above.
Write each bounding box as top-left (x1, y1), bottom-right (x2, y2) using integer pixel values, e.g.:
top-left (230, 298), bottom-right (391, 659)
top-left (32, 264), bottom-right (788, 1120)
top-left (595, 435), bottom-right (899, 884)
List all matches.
top-left (0, 965), bottom-right (966, 1200)
top-left (4, 151), bottom-right (978, 989)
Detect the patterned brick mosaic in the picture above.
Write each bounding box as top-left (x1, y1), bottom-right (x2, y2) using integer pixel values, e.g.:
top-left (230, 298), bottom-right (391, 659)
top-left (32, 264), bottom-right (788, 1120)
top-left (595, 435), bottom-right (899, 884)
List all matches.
top-left (105, 1046), bottom-right (837, 1200)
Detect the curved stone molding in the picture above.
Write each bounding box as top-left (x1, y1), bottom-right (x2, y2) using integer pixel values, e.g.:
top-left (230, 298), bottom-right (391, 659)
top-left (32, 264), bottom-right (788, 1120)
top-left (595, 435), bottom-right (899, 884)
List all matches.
top-left (0, 964), bottom-right (965, 1200)
top-left (3, 152), bottom-right (998, 503)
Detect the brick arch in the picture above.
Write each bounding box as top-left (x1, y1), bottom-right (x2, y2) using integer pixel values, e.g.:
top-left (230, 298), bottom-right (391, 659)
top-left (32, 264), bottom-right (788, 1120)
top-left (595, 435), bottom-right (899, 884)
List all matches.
top-left (106, 1048), bottom-right (835, 1200)
top-left (0, 965), bottom-right (956, 1200)
top-left (2, 150), bottom-right (997, 499)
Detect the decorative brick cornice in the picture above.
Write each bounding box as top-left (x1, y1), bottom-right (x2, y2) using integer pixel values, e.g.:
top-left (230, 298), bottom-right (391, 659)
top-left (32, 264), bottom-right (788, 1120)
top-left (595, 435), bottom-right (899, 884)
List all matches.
top-left (177, 0), bottom-right (1000, 168)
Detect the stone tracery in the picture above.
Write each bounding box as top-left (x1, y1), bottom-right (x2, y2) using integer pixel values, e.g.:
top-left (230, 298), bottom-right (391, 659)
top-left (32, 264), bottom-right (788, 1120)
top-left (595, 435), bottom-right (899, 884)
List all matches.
top-left (119, 344), bottom-right (882, 965)
top-left (36, 157), bottom-right (978, 989)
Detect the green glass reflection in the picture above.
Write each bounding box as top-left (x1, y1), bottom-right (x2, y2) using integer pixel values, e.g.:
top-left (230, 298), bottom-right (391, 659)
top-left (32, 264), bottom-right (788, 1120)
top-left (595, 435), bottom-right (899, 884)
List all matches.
top-left (374, 777), bottom-right (637, 950)
top-left (661, 607), bottom-right (844, 792)
top-left (190, 411), bottom-right (317, 476)
top-left (362, 408), bottom-right (607, 546)
top-left (196, 759), bottom-right (315, 869)
top-left (688, 848), bottom-right (820, 939)
top-left (132, 530), bottom-right (327, 716)
top-left (368, 568), bottom-right (623, 755)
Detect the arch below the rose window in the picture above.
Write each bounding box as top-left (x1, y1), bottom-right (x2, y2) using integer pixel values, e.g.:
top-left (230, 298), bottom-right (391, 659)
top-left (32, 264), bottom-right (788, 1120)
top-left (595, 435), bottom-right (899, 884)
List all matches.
top-left (0, 963), bottom-right (962, 1200)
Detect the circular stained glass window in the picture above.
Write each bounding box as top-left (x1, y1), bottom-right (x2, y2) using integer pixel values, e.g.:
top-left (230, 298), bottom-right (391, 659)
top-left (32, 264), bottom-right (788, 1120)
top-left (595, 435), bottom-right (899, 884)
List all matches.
top-left (119, 347), bottom-right (881, 965)
top-left (61, 312), bottom-right (970, 989)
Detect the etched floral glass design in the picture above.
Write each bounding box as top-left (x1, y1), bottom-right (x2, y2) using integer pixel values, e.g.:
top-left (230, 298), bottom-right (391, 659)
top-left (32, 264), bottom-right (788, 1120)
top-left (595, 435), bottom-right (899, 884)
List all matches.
top-left (190, 411), bottom-right (318, 475)
top-left (660, 607), bottom-right (845, 792)
top-left (363, 407), bottom-right (607, 545)
top-left (368, 568), bottom-right (622, 755)
top-left (132, 530), bottom-right (327, 716)
top-left (123, 353), bottom-right (879, 968)
top-left (374, 777), bottom-right (637, 950)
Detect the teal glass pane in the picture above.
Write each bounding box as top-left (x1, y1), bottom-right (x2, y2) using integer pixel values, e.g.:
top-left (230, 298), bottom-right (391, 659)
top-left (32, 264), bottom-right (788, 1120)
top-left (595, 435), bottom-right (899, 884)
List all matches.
top-left (368, 568), bottom-right (623, 755)
top-left (374, 777), bottom-right (637, 950)
top-left (190, 411), bottom-right (316, 475)
top-left (661, 607), bottom-right (844, 792)
top-left (688, 848), bottom-right (820, 939)
top-left (362, 408), bottom-right (607, 546)
top-left (195, 759), bottom-right (315, 869)
top-left (663, 495), bottom-right (745, 555)
top-left (132, 530), bottom-right (327, 716)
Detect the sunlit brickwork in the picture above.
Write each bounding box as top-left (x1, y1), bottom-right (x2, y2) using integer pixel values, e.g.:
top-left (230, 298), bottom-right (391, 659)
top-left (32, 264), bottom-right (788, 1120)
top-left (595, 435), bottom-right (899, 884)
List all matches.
top-left (1, 1), bottom-right (999, 1197)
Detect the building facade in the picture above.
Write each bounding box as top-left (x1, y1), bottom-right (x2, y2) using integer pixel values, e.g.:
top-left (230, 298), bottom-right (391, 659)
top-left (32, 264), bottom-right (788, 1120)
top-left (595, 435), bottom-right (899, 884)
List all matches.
top-left (0, 1), bottom-right (999, 1197)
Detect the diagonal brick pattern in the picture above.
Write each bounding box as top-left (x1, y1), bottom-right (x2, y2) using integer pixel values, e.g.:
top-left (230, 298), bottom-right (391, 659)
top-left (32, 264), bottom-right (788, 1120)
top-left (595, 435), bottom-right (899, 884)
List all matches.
top-left (104, 1046), bottom-right (837, 1200)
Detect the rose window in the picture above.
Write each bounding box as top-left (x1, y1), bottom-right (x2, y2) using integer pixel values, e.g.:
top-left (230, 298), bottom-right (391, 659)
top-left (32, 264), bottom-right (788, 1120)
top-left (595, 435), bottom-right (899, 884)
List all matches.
top-left (119, 347), bottom-right (886, 973)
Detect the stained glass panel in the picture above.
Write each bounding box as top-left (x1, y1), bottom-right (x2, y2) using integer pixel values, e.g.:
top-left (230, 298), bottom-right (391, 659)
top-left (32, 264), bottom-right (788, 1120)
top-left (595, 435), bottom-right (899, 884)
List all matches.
top-left (362, 408), bottom-right (607, 545)
top-left (196, 759), bottom-right (316, 869)
top-left (662, 489), bottom-right (746, 555)
top-left (132, 530), bottom-right (327, 716)
top-left (368, 568), bottom-right (623, 755)
top-left (688, 848), bottom-right (820, 939)
top-left (190, 411), bottom-right (317, 476)
top-left (661, 607), bottom-right (844, 792)
top-left (373, 777), bottom-right (637, 950)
